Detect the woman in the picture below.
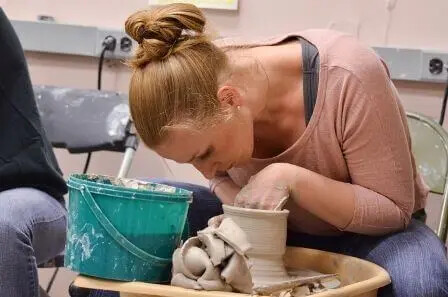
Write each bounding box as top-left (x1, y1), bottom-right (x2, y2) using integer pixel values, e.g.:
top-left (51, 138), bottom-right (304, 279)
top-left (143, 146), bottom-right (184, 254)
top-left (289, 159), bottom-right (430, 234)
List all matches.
top-left (93, 3), bottom-right (448, 297)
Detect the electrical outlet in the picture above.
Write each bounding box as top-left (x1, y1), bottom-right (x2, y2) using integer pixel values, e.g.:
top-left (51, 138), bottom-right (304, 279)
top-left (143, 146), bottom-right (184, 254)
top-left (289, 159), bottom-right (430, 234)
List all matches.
top-left (421, 50), bottom-right (448, 83)
top-left (96, 29), bottom-right (135, 59)
top-left (429, 58), bottom-right (444, 75)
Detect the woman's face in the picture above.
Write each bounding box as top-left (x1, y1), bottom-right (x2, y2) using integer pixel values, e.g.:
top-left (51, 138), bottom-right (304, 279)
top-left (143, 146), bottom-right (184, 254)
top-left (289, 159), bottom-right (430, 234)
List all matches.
top-left (154, 110), bottom-right (254, 179)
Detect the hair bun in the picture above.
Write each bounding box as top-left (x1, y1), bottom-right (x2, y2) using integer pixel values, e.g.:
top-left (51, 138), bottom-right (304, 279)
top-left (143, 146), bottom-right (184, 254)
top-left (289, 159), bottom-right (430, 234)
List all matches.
top-left (125, 3), bottom-right (206, 65)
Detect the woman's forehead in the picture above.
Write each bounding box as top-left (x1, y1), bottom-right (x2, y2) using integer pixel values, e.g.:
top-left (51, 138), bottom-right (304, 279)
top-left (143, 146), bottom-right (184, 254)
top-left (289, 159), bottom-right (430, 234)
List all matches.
top-left (154, 126), bottom-right (210, 162)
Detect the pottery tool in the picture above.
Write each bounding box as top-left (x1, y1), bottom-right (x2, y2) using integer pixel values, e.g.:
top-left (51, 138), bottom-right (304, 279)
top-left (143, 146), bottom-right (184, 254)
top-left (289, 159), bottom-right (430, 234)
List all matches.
top-left (274, 196), bottom-right (289, 211)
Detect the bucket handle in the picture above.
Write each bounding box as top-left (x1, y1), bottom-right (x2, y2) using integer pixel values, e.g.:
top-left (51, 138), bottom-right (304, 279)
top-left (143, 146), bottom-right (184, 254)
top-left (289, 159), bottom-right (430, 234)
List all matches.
top-left (78, 185), bottom-right (171, 265)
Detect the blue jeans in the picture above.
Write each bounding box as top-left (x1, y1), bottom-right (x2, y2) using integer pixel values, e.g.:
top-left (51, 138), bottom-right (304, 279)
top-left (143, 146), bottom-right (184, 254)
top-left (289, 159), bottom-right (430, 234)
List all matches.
top-left (0, 188), bottom-right (67, 297)
top-left (90, 181), bottom-right (448, 297)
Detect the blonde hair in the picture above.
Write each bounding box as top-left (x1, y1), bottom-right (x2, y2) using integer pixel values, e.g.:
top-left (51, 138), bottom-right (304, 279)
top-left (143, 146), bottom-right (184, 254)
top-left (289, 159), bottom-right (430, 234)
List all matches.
top-left (125, 3), bottom-right (229, 147)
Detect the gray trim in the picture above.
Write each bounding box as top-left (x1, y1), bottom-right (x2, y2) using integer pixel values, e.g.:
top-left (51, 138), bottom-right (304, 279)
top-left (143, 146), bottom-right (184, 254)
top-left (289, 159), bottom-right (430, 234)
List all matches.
top-left (12, 20), bottom-right (98, 56)
top-left (374, 47), bottom-right (422, 81)
top-left (10, 20), bottom-right (448, 83)
top-left (11, 20), bottom-right (136, 59)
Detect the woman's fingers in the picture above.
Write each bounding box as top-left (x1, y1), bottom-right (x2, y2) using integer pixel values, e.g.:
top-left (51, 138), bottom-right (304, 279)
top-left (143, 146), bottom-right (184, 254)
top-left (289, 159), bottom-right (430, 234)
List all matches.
top-left (234, 182), bottom-right (289, 210)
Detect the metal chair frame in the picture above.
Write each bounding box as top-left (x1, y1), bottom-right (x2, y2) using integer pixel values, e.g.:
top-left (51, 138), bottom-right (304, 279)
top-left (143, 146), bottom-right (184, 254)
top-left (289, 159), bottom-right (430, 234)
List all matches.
top-left (407, 111), bottom-right (448, 242)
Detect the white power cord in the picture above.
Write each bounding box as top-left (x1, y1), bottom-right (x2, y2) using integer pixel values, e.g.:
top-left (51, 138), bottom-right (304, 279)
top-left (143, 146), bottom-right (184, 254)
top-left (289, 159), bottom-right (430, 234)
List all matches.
top-left (384, 0), bottom-right (398, 45)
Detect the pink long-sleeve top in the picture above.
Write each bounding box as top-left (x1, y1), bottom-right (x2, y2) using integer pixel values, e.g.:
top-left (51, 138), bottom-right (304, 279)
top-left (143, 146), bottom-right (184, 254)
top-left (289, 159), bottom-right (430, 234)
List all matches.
top-left (213, 30), bottom-right (429, 236)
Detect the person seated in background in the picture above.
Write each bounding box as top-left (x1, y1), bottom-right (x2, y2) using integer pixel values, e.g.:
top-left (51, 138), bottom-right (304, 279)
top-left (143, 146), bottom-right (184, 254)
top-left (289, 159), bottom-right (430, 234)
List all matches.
top-left (0, 8), bottom-right (67, 297)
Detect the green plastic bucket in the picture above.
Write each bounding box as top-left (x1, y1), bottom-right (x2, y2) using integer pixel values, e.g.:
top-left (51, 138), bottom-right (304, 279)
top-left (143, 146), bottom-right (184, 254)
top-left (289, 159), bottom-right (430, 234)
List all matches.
top-left (64, 174), bottom-right (192, 283)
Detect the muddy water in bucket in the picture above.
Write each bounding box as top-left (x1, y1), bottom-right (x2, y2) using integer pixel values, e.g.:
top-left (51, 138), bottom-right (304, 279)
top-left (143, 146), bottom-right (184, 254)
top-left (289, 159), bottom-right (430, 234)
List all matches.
top-left (65, 174), bottom-right (192, 282)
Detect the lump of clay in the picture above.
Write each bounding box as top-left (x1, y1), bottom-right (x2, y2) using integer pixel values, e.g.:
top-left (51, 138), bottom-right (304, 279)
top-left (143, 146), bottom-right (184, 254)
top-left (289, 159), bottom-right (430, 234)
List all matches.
top-left (276, 285), bottom-right (311, 297)
top-left (292, 285), bottom-right (311, 296)
top-left (184, 246), bottom-right (209, 277)
top-left (207, 215), bottom-right (224, 228)
top-left (321, 277), bottom-right (341, 289)
top-left (197, 230), bottom-right (230, 266)
top-left (171, 236), bottom-right (230, 291)
top-left (171, 218), bottom-right (253, 293)
top-left (198, 265), bottom-right (232, 291)
top-left (221, 252), bottom-right (253, 293)
top-left (172, 207), bottom-right (341, 295)
top-left (171, 273), bottom-right (202, 290)
top-left (172, 237), bottom-right (202, 279)
top-left (214, 218), bottom-right (251, 255)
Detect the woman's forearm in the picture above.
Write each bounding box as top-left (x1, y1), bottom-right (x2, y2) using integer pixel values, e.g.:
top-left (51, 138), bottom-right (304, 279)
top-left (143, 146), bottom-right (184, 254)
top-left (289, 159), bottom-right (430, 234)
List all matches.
top-left (290, 166), bottom-right (411, 234)
top-left (213, 178), bottom-right (241, 205)
top-left (290, 167), bottom-right (355, 230)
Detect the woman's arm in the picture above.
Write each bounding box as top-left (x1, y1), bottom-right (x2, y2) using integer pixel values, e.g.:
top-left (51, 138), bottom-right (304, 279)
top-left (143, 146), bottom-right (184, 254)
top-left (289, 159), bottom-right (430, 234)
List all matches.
top-left (289, 165), bottom-right (355, 230)
top-left (293, 59), bottom-right (416, 235)
top-left (210, 175), bottom-right (241, 205)
top-left (235, 67), bottom-right (416, 235)
top-left (287, 165), bottom-right (413, 235)
top-left (233, 163), bottom-right (355, 230)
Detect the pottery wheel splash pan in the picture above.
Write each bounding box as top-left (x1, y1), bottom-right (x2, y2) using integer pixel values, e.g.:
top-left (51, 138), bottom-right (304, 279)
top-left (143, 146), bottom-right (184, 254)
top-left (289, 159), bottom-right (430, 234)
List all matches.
top-left (73, 246), bottom-right (390, 297)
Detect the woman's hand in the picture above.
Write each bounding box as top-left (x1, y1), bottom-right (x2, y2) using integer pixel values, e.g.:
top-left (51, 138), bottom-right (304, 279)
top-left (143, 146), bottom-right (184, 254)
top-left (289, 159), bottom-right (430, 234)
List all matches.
top-left (234, 163), bottom-right (299, 210)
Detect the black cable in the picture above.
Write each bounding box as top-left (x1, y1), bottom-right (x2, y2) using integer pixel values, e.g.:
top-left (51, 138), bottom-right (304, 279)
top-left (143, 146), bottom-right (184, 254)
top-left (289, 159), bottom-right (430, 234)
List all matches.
top-left (439, 69), bottom-right (448, 126)
top-left (97, 46), bottom-right (108, 91)
top-left (45, 267), bottom-right (59, 293)
top-left (83, 152), bottom-right (92, 174)
top-left (82, 46), bottom-right (108, 176)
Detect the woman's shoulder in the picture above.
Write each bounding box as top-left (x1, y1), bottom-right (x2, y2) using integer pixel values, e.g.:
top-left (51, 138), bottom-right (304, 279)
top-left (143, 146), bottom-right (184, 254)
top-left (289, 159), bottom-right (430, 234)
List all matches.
top-left (216, 30), bottom-right (387, 74)
top-left (215, 30), bottom-right (391, 94)
top-left (302, 30), bottom-right (391, 89)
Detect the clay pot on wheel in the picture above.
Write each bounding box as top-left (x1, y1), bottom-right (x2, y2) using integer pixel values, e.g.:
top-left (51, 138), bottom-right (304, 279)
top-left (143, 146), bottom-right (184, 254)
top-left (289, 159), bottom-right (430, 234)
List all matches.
top-left (222, 205), bottom-right (290, 288)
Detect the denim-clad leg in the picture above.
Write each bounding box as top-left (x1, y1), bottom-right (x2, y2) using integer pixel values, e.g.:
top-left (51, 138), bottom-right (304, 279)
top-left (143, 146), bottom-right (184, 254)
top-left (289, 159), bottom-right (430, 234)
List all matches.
top-left (0, 188), bottom-right (67, 297)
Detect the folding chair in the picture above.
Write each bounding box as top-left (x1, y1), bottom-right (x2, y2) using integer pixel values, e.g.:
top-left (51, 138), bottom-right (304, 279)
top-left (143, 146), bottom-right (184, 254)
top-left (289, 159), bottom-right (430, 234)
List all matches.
top-left (407, 111), bottom-right (448, 243)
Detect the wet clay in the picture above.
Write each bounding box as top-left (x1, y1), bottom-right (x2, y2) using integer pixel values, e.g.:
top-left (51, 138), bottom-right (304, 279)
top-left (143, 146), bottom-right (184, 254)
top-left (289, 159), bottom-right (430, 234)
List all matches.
top-left (223, 204), bottom-right (339, 295)
top-left (171, 219), bottom-right (253, 293)
top-left (83, 174), bottom-right (176, 193)
top-left (223, 205), bottom-right (291, 287)
top-left (171, 204), bottom-right (340, 295)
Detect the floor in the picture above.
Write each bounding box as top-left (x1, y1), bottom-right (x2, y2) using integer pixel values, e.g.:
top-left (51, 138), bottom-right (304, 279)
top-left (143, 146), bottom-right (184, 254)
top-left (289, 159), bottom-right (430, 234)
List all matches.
top-left (38, 193), bottom-right (446, 297)
top-left (38, 268), bottom-right (77, 297)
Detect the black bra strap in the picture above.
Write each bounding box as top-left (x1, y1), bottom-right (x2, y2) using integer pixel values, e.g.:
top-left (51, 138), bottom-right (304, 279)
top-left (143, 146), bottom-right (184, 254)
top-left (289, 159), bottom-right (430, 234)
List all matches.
top-left (300, 37), bottom-right (320, 126)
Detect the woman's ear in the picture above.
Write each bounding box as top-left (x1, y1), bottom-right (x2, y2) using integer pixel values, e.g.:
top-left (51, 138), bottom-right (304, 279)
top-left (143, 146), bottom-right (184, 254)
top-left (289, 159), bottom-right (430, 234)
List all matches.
top-left (217, 86), bottom-right (242, 107)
